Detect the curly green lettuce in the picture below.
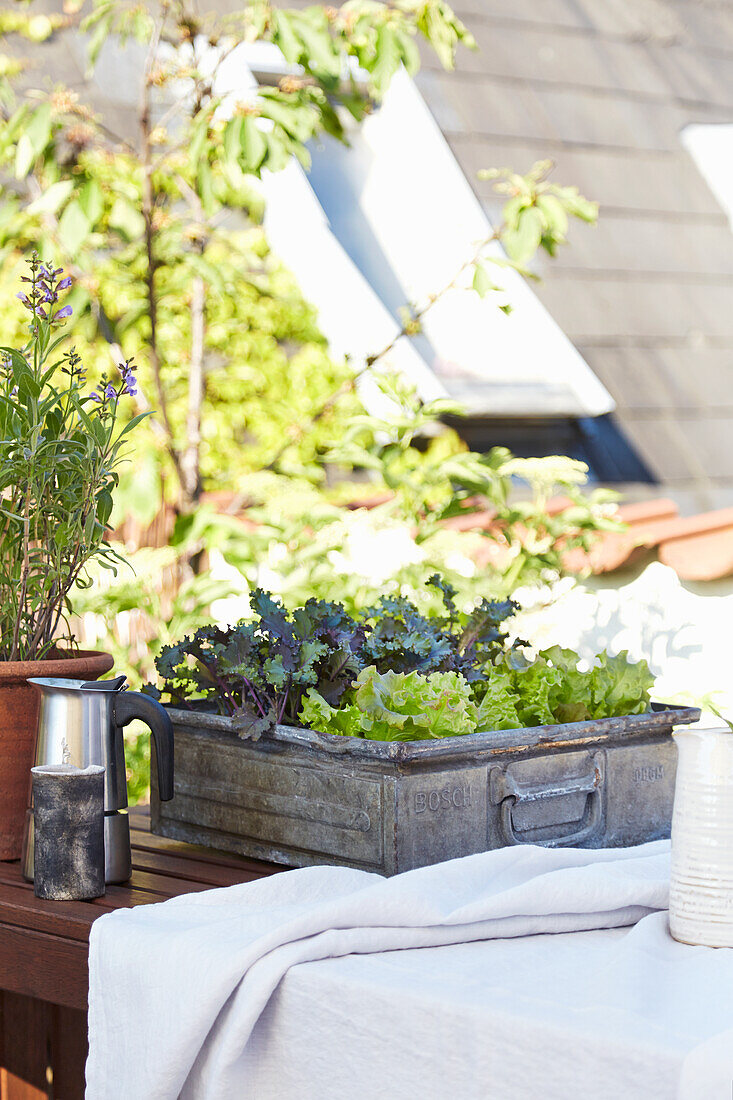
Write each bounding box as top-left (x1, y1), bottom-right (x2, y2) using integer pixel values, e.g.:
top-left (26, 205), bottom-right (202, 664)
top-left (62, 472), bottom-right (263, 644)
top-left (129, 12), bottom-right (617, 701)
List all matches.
top-left (587, 650), bottom-right (654, 717)
top-left (300, 667), bottom-right (477, 741)
top-left (299, 650), bottom-right (654, 741)
top-left (355, 667), bottom-right (477, 740)
top-left (483, 647), bottom-right (654, 729)
top-left (299, 689), bottom-right (363, 738)
top-left (474, 671), bottom-right (522, 730)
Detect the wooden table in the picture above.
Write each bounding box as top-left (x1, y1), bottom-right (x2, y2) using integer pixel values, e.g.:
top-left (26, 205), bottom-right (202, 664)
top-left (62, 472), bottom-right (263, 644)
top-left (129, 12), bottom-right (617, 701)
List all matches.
top-left (0, 808), bottom-right (281, 1099)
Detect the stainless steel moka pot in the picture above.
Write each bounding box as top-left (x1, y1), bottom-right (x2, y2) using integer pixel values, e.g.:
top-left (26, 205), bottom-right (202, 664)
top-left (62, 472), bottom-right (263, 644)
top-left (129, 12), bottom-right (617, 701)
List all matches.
top-left (22, 676), bottom-right (174, 884)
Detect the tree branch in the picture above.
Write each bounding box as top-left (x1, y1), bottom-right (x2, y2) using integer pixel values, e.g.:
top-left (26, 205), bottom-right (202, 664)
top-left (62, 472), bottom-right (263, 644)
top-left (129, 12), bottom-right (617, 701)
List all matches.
top-left (180, 272), bottom-right (205, 503)
top-left (140, 3), bottom-right (186, 492)
top-left (175, 172), bottom-right (210, 507)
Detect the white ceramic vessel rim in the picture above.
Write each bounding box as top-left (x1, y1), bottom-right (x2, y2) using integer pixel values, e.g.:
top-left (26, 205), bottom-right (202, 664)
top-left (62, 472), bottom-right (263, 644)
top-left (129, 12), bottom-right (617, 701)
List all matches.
top-left (672, 725), bottom-right (733, 741)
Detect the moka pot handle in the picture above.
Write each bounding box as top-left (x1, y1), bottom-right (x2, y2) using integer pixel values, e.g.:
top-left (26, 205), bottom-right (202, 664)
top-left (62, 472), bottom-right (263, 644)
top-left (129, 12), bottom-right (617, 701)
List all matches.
top-left (113, 692), bottom-right (175, 802)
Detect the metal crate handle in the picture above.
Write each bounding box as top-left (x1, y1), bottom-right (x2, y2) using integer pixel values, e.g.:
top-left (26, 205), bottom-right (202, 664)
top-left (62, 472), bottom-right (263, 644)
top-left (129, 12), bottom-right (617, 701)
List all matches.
top-left (495, 757), bottom-right (604, 848)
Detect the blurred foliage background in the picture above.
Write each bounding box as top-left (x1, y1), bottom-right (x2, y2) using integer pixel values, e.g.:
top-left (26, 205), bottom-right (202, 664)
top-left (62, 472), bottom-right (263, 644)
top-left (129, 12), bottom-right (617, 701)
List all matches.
top-left (0, 0), bottom-right (616, 799)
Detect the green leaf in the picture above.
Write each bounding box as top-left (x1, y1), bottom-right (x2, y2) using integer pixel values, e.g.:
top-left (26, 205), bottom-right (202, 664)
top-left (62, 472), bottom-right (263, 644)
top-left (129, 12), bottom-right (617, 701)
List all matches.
top-left (257, 93), bottom-right (316, 143)
top-left (415, 0), bottom-right (473, 71)
top-left (240, 116), bottom-right (267, 172)
top-left (554, 186), bottom-right (598, 224)
top-left (396, 28), bottom-right (421, 76)
top-left (299, 689), bottom-right (363, 738)
top-left (262, 130), bottom-right (290, 173)
top-left (369, 25), bottom-right (402, 98)
top-left (0, 347), bottom-right (30, 375)
top-left (224, 116), bottom-right (244, 167)
top-left (78, 178), bottom-right (104, 226)
top-left (588, 650), bottom-right (654, 718)
top-left (472, 262), bottom-right (500, 298)
top-left (96, 488), bottom-right (114, 527)
top-left (14, 102), bottom-right (51, 178)
top-left (502, 206), bottom-right (544, 264)
top-left (512, 659), bottom-right (562, 726)
top-left (501, 195), bottom-right (525, 231)
top-left (197, 159), bottom-right (215, 215)
top-left (290, 12), bottom-right (341, 85)
top-left (536, 193), bottom-right (568, 238)
top-left (109, 198), bottom-right (144, 241)
top-left (474, 672), bottom-right (522, 731)
top-left (27, 180), bottom-right (74, 215)
top-left (272, 10), bottom-right (302, 65)
top-left (187, 111), bottom-right (210, 171)
top-left (14, 134), bottom-right (35, 180)
top-left (355, 666), bottom-right (477, 740)
top-left (57, 199), bottom-right (91, 256)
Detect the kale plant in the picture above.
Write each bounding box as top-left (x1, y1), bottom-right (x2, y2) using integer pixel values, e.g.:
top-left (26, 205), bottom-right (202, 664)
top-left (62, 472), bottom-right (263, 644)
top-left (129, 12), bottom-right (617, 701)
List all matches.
top-left (150, 590), bottom-right (367, 738)
top-left (360, 574), bottom-right (519, 680)
top-left (150, 575), bottom-right (519, 737)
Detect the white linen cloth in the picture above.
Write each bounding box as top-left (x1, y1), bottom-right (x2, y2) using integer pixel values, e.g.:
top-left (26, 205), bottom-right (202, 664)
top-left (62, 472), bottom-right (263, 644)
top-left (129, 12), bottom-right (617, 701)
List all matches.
top-left (86, 841), bottom-right (733, 1100)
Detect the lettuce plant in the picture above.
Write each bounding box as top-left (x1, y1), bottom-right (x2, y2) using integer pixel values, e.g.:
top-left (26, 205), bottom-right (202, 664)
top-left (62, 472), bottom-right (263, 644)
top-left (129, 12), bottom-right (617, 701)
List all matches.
top-left (301, 649), bottom-right (655, 742)
top-left (473, 647), bottom-right (655, 732)
top-left (301, 667), bottom-right (479, 742)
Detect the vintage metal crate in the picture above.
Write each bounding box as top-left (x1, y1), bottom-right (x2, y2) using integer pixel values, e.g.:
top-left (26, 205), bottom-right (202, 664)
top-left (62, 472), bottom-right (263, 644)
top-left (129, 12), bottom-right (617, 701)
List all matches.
top-left (151, 704), bottom-right (700, 875)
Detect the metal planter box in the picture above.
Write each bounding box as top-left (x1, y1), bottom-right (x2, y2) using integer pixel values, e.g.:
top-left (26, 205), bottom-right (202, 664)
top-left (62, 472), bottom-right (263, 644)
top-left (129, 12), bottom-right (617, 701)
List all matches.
top-left (151, 704), bottom-right (699, 875)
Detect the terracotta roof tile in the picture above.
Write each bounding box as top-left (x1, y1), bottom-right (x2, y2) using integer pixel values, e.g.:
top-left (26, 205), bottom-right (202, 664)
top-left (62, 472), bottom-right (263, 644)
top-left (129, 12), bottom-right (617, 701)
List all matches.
top-left (658, 526), bottom-right (733, 581)
top-left (615, 498), bottom-right (679, 524)
top-left (565, 500), bottom-right (733, 581)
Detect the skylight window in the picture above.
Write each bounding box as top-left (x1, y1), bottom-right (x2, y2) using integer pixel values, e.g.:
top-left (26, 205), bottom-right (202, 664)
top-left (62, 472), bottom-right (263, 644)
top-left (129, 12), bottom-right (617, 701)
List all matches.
top-left (682, 124), bottom-right (733, 231)
top-left (215, 43), bottom-right (614, 421)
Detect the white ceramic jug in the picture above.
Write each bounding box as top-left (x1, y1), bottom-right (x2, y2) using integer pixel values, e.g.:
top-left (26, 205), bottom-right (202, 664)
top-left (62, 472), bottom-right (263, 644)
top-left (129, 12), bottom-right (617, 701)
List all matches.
top-left (670, 727), bottom-right (733, 947)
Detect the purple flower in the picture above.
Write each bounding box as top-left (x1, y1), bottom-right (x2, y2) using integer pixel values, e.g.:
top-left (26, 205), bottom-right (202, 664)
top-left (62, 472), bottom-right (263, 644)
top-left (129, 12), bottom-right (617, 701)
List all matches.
top-left (118, 357), bottom-right (138, 398)
top-left (57, 276), bottom-right (72, 290)
top-left (16, 292), bottom-right (30, 306)
top-left (105, 382), bottom-right (116, 401)
top-left (89, 392), bottom-right (102, 402)
top-left (54, 305), bottom-right (73, 320)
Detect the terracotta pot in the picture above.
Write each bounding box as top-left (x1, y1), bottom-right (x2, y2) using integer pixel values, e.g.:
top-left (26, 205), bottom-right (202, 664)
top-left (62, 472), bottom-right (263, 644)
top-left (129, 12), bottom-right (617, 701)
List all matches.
top-left (0, 649), bottom-right (114, 859)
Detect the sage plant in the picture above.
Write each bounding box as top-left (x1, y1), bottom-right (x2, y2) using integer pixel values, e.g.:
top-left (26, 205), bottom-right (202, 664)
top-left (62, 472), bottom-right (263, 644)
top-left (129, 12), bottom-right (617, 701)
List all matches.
top-left (0, 255), bottom-right (145, 661)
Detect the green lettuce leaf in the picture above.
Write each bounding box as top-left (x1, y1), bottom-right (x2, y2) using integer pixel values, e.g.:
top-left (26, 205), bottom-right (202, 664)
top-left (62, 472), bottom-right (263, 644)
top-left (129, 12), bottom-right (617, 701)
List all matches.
top-left (511, 658), bottom-right (562, 727)
top-left (474, 671), bottom-right (522, 731)
top-left (473, 646), bottom-right (652, 733)
top-left (299, 688), bottom-right (363, 738)
top-left (539, 646), bottom-right (592, 723)
top-left (587, 650), bottom-right (654, 717)
top-left (355, 666), bottom-right (478, 741)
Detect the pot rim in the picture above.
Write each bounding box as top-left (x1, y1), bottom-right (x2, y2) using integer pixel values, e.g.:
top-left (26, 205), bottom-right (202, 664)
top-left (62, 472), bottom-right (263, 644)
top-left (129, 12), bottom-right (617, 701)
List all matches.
top-left (167, 701), bottom-right (702, 763)
top-left (0, 649), bottom-right (114, 685)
